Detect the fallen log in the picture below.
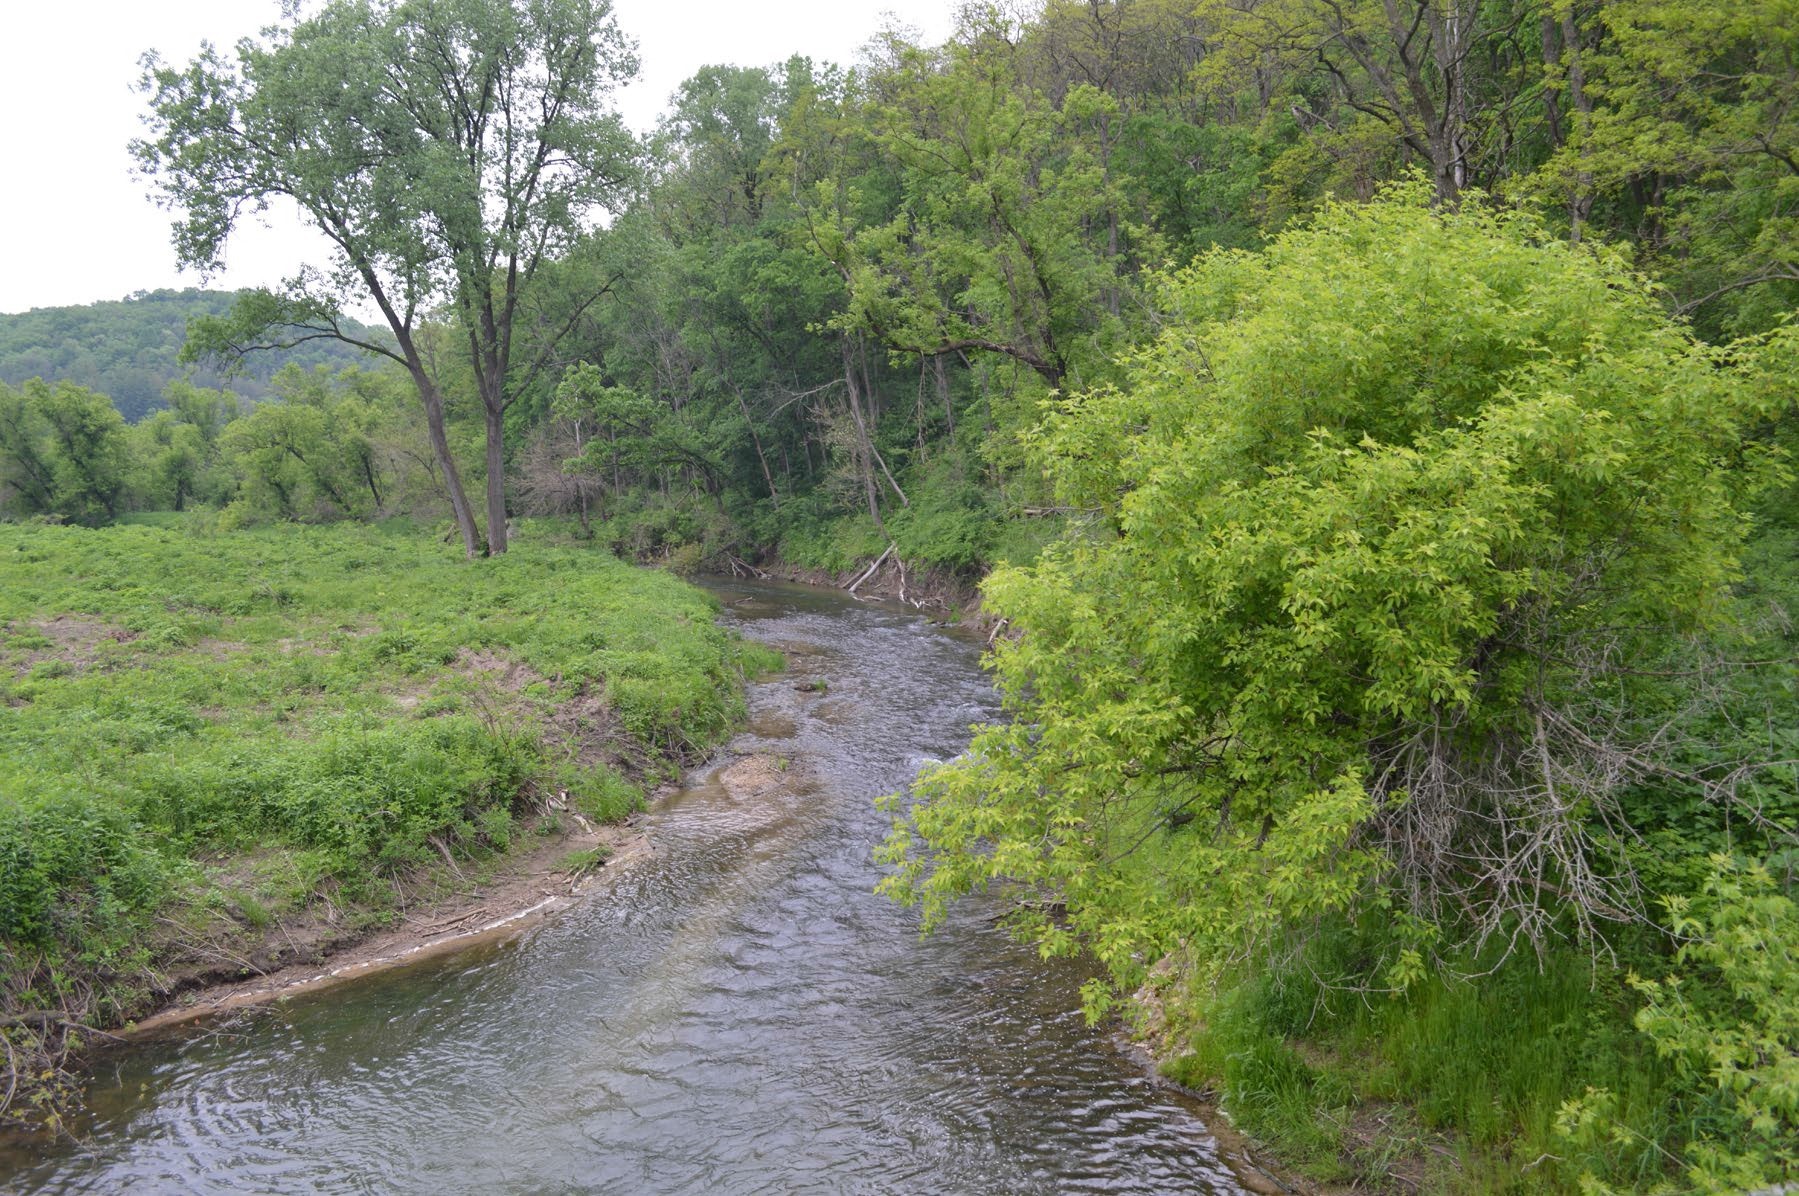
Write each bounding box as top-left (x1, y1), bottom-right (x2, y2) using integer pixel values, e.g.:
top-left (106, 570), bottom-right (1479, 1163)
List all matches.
top-left (846, 543), bottom-right (895, 595)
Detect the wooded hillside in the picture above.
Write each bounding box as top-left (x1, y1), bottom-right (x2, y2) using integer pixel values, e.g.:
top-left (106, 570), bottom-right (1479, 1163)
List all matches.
top-left (0, 290), bottom-right (370, 422)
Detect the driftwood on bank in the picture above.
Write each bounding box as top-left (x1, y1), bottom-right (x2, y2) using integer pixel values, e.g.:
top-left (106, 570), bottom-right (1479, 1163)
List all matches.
top-left (846, 543), bottom-right (896, 595)
top-left (727, 555), bottom-right (770, 580)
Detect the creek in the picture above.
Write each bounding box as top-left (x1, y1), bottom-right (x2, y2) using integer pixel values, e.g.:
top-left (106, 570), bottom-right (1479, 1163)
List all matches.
top-left (4, 580), bottom-right (1241, 1194)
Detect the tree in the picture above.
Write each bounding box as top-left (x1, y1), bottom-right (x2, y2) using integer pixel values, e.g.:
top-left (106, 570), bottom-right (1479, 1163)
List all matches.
top-left (133, 381), bottom-right (240, 511)
top-left (136, 0), bottom-right (639, 555)
top-left (0, 380), bottom-right (132, 524)
top-left (1528, 0), bottom-right (1799, 337)
top-left (1193, 0), bottom-right (1543, 206)
top-left (808, 21), bottom-right (1147, 393)
top-left (212, 364), bottom-right (417, 524)
top-left (878, 184), bottom-right (1789, 1009)
top-left (0, 383), bottom-right (57, 516)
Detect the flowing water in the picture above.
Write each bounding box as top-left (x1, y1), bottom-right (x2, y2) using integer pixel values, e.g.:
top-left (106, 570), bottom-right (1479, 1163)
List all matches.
top-left (4, 581), bottom-right (1241, 1195)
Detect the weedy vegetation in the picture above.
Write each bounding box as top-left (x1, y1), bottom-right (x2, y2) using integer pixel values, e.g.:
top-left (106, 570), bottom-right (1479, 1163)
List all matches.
top-left (0, 518), bottom-right (768, 1130)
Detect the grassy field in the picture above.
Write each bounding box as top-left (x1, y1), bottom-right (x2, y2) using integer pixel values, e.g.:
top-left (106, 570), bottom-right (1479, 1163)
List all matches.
top-left (0, 517), bottom-right (776, 1119)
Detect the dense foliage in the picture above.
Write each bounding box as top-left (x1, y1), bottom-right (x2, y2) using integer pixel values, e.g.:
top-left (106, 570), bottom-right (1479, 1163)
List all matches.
top-left (879, 188), bottom-right (1798, 1188)
top-left (0, 290), bottom-right (368, 422)
top-left (0, 366), bottom-right (451, 527)
top-left (882, 190), bottom-right (1784, 968)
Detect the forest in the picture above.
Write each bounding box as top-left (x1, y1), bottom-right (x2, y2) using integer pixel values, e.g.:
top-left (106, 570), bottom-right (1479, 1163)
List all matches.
top-left (0, 289), bottom-right (369, 423)
top-left (3, 0), bottom-right (1797, 1190)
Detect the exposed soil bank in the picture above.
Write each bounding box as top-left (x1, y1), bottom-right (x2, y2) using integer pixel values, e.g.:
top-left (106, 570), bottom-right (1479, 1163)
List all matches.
top-left (125, 811), bottom-right (651, 1038)
top-left (724, 551), bottom-right (992, 626)
top-left (126, 748), bottom-right (807, 1037)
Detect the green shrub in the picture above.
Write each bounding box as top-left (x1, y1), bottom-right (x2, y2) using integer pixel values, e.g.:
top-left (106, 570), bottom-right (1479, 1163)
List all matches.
top-left (1563, 856), bottom-right (1799, 1194)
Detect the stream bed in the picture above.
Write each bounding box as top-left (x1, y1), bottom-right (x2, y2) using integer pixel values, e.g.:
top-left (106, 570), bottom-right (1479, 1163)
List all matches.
top-left (4, 580), bottom-right (1242, 1194)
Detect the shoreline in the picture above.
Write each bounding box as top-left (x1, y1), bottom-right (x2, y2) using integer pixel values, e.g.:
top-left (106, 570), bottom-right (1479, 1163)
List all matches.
top-left (18, 580), bottom-right (1329, 1196)
top-left (722, 553), bottom-right (990, 625)
top-left (118, 750), bottom-right (790, 1039)
top-left (122, 818), bottom-right (659, 1039)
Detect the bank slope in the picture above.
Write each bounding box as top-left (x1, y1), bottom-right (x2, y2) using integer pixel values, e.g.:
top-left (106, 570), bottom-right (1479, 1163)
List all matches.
top-left (0, 519), bottom-right (773, 1129)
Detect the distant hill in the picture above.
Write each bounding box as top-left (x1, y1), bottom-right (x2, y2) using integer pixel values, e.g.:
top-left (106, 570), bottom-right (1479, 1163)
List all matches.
top-left (0, 289), bottom-right (380, 422)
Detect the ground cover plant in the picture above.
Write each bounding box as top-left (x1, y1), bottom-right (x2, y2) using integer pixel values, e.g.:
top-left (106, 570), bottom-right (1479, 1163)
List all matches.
top-left (0, 517), bottom-right (771, 1130)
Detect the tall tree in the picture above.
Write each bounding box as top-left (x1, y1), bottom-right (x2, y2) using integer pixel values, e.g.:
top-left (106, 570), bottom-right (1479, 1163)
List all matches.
top-left (135, 0), bottom-right (639, 555)
top-left (0, 380), bottom-right (132, 524)
top-left (808, 23), bottom-right (1146, 393)
top-left (1194, 0), bottom-right (1542, 205)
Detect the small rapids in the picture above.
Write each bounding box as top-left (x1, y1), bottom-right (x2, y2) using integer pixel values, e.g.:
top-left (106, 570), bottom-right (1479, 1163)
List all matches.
top-left (3, 580), bottom-right (1241, 1195)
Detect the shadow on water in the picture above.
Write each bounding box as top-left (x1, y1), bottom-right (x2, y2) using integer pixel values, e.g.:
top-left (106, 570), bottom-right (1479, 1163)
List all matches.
top-left (3, 579), bottom-right (1242, 1195)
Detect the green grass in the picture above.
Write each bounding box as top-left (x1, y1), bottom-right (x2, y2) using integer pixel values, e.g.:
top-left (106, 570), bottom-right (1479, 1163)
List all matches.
top-left (0, 518), bottom-right (761, 1027)
top-left (1159, 926), bottom-right (1685, 1193)
top-left (558, 845), bottom-right (614, 874)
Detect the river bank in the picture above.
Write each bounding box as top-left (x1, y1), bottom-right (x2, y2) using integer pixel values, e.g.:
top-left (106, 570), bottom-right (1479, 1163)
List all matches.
top-left (0, 521), bottom-right (769, 1132)
top-left (124, 752), bottom-right (811, 1036)
top-left (122, 806), bottom-right (652, 1037)
top-left (725, 549), bottom-right (991, 623)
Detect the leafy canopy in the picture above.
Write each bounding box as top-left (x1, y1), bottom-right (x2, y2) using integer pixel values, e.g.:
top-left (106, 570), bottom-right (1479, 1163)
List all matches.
top-left (135, 0), bottom-right (641, 554)
top-left (879, 183), bottom-right (1789, 1012)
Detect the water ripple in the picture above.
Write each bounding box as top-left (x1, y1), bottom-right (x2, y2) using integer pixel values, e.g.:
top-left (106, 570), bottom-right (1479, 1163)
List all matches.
top-left (4, 581), bottom-right (1239, 1195)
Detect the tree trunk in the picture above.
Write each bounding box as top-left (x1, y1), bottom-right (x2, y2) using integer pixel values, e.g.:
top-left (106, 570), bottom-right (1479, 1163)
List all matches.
top-left (732, 384), bottom-right (780, 508)
top-left (1541, 14), bottom-right (1565, 150)
top-left (409, 365), bottom-right (482, 557)
top-left (935, 354), bottom-right (955, 439)
top-left (1560, 9), bottom-right (1597, 241)
top-left (858, 340), bottom-right (909, 507)
top-left (361, 449), bottom-right (383, 511)
top-left (483, 402), bottom-right (507, 555)
top-left (843, 338), bottom-right (887, 536)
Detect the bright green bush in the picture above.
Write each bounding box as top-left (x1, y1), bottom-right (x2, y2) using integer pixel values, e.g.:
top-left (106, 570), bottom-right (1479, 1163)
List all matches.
top-left (881, 184), bottom-right (1788, 1006)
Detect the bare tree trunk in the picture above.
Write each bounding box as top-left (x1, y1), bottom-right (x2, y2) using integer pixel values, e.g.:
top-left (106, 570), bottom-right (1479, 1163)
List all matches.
top-left (732, 384), bottom-right (780, 508)
top-left (843, 338), bottom-right (887, 536)
top-left (1560, 9), bottom-right (1597, 241)
top-left (408, 364), bottom-right (482, 557)
top-left (483, 402), bottom-right (507, 555)
top-left (857, 340), bottom-right (909, 507)
top-left (1436, 2), bottom-right (1471, 195)
top-left (915, 357), bottom-right (930, 456)
top-left (361, 449), bottom-right (383, 512)
top-left (1541, 14), bottom-right (1565, 149)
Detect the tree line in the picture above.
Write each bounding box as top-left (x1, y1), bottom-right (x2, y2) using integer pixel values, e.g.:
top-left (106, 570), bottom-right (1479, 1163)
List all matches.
top-left (100, 0), bottom-right (1793, 570)
top-left (0, 366), bottom-right (447, 527)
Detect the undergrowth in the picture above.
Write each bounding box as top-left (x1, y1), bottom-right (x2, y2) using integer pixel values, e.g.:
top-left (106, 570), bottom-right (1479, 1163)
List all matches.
top-left (1157, 897), bottom-right (1797, 1193)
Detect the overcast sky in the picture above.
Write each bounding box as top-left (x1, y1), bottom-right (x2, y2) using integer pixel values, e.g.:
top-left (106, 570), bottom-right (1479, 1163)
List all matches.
top-left (0, 1), bottom-right (956, 314)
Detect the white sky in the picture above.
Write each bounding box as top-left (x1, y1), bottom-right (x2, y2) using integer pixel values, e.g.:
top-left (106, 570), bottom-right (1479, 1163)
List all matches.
top-left (0, 1), bottom-right (956, 314)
